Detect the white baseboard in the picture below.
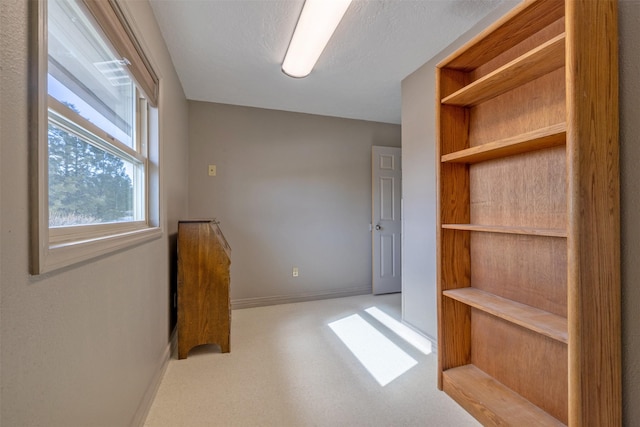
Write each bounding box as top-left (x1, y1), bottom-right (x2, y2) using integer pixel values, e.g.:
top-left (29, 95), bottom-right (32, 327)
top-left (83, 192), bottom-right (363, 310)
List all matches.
top-left (400, 318), bottom-right (438, 353)
top-left (130, 329), bottom-right (177, 427)
top-left (231, 286), bottom-right (371, 310)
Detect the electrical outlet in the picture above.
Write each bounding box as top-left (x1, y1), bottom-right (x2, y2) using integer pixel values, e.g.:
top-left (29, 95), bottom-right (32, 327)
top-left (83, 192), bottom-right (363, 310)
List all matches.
top-left (208, 164), bottom-right (217, 176)
top-left (292, 267), bottom-right (299, 277)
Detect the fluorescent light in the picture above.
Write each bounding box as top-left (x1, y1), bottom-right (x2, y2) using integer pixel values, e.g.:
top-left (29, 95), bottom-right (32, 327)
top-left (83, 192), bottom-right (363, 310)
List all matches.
top-left (328, 314), bottom-right (417, 386)
top-left (365, 307), bottom-right (433, 355)
top-left (282, 0), bottom-right (353, 78)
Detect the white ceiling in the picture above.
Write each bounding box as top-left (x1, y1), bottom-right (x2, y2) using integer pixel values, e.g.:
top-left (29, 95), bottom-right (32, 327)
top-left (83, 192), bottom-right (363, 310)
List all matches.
top-left (149, 0), bottom-right (511, 124)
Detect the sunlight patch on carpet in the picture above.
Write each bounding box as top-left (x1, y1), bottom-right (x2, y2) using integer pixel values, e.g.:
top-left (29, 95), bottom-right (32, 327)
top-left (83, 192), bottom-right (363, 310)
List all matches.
top-left (364, 307), bottom-right (432, 355)
top-left (328, 314), bottom-right (417, 386)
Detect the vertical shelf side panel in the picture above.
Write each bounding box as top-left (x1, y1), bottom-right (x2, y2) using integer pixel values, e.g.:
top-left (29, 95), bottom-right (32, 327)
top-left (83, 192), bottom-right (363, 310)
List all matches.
top-left (437, 67), bottom-right (472, 388)
top-left (566, 0), bottom-right (621, 425)
top-left (440, 296), bottom-right (471, 372)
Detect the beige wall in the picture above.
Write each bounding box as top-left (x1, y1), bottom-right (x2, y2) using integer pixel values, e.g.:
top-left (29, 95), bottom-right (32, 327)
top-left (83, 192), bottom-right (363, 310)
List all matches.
top-left (402, 1), bottom-right (640, 423)
top-left (0, 0), bottom-right (189, 425)
top-left (400, 1), bottom-right (516, 340)
top-left (2, 0), bottom-right (636, 424)
top-left (188, 102), bottom-right (400, 307)
top-left (401, 62), bottom-right (438, 338)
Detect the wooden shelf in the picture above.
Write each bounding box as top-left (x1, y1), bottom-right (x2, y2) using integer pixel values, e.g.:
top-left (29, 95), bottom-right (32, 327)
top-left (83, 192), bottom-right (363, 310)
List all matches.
top-left (442, 0), bottom-right (565, 71)
top-left (443, 287), bottom-right (568, 343)
top-left (445, 287), bottom-right (568, 343)
top-left (441, 33), bottom-right (565, 107)
top-left (443, 364), bottom-right (566, 427)
top-left (441, 123), bottom-right (566, 164)
top-left (436, 0), bottom-right (620, 424)
top-left (442, 223), bottom-right (566, 238)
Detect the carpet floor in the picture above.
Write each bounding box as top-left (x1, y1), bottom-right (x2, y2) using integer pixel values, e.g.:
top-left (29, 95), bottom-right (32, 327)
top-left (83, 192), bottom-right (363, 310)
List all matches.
top-left (144, 293), bottom-right (480, 427)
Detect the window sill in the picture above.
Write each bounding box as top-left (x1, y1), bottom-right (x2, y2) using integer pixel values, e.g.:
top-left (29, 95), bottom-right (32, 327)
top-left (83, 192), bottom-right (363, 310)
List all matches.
top-left (35, 225), bottom-right (162, 274)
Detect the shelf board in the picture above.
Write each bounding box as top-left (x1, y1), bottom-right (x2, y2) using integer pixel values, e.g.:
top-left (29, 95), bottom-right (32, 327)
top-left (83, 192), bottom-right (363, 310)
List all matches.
top-left (441, 223), bottom-right (567, 238)
top-left (441, 123), bottom-right (566, 164)
top-left (441, 33), bottom-right (565, 107)
top-left (440, 0), bottom-right (565, 71)
top-left (443, 287), bottom-right (568, 343)
top-left (443, 364), bottom-right (566, 427)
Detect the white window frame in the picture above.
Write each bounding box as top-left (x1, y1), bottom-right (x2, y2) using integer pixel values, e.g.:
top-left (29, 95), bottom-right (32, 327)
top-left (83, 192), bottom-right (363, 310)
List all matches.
top-left (30, 0), bottom-right (161, 274)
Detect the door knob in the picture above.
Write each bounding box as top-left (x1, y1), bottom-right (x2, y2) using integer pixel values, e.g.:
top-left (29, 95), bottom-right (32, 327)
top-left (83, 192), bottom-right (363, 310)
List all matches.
top-left (375, 224), bottom-right (382, 230)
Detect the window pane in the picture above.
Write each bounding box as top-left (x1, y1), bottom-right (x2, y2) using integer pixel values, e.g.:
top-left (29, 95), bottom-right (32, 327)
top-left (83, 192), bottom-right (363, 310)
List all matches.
top-left (48, 122), bottom-right (142, 226)
top-left (48, 0), bottom-right (135, 148)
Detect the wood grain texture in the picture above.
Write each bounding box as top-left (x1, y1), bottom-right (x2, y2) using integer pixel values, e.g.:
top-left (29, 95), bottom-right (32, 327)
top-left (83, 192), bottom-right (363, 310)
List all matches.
top-left (442, 34), bottom-right (565, 107)
top-left (436, 67), bottom-right (472, 389)
top-left (565, 0), bottom-right (621, 425)
top-left (472, 310), bottom-right (568, 424)
top-left (469, 68), bottom-right (566, 147)
top-left (177, 221), bottom-right (231, 359)
top-left (437, 2), bottom-right (620, 424)
top-left (443, 364), bottom-right (566, 427)
top-left (438, 220), bottom-right (471, 389)
top-left (471, 17), bottom-right (565, 82)
top-left (470, 146), bottom-right (567, 230)
top-left (444, 287), bottom-right (567, 343)
top-left (441, 123), bottom-right (565, 164)
top-left (439, 297), bottom-right (471, 376)
top-left (470, 232), bottom-right (567, 317)
top-left (442, 223), bottom-right (566, 238)
top-left (439, 0), bottom-right (564, 72)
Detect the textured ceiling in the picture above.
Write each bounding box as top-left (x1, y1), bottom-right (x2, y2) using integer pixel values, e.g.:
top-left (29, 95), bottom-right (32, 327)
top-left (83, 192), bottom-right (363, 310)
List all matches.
top-left (149, 0), bottom-right (511, 124)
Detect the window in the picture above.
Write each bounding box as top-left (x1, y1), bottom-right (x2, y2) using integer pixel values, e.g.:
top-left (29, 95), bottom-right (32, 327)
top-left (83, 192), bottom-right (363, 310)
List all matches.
top-left (30, 0), bottom-right (161, 274)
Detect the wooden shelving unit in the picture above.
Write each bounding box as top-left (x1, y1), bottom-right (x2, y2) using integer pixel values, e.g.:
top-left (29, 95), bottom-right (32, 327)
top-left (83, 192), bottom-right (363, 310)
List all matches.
top-left (435, 0), bottom-right (620, 426)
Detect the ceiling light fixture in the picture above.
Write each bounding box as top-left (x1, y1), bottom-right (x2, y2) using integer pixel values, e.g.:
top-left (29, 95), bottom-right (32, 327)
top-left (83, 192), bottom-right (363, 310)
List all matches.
top-left (282, 0), bottom-right (353, 78)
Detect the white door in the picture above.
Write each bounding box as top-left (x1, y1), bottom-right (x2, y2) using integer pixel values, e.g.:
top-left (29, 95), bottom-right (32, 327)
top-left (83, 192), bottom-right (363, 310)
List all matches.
top-left (372, 146), bottom-right (401, 295)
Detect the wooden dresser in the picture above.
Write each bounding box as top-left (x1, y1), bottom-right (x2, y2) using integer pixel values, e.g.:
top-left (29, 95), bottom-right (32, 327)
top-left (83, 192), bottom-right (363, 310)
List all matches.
top-left (177, 220), bottom-right (231, 359)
